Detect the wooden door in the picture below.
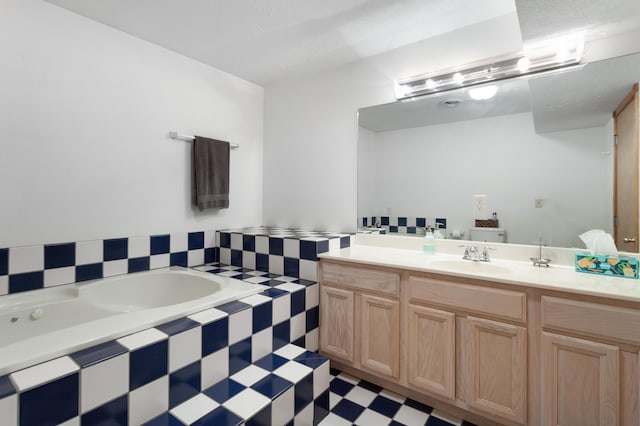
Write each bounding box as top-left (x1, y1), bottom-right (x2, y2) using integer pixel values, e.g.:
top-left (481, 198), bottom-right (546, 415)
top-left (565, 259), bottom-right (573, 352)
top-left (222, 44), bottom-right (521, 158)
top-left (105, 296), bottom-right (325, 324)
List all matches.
top-left (407, 304), bottom-right (456, 400)
top-left (614, 83), bottom-right (639, 252)
top-left (319, 286), bottom-right (354, 363)
top-left (541, 332), bottom-right (619, 426)
top-left (360, 293), bottom-right (400, 378)
top-left (465, 316), bottom-right (526, 424)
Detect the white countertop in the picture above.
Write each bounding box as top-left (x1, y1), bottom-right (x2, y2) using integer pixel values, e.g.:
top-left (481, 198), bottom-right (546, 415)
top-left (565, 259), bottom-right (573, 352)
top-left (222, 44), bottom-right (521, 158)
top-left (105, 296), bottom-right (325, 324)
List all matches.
top-left (319, 241), bottom-right (640, 303)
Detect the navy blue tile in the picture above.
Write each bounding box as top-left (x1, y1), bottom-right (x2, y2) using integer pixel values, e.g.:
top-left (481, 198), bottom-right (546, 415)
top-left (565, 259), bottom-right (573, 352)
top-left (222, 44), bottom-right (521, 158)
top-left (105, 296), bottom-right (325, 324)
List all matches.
top-left (416, 217), bottom-right (426, 228)
top-left (290, 289), bottom-right (305, 316)
top-left (231, 273), bottom-right (253, 280)
top-left (390, 226), bottom-right (398, 233)
top-left (314, 389), bottom-right (330, 425)
top-left (299, 240), bottom-right (317, 261)
top-left (151, 234), bottom-right (170, 255)
top-left (130, 340), bottom-right (168, 390)
top-left (263, 279), bottom-right (286, 287)
top-left (20, 373), bottom-right (78, 426)
top-left (193, 406), bottom-right (243, 426)
top-left (398, 217), bottom-right (408, 226)
top-left (170, 252), bottom-right (188, 267)
top-left (369, 395), bottom-right (402, 417)
top-left (230, 249), bottom-right (242, 267)
top-left (204, 247), bottom-right (217, 264)
top-left (340, 236), bottom-right (351, 249)
top-left (228, 337), bottom-right (252, 374)
top-left (381, 216), bottom-right (390, 226)
top-left (294, 351), bottom-right (327, 369)
top-left (170, 361), bottom-right (201, 408)
top-left (332, 398), bottom-right (365, 423)
top-left (252, 300), bottom-right (272, 333)
top-left (268, 237), bottom-right (284, 256)
top-left (128, 256), bottom-right (150, 273)
top-left (358, 379), bottom-right (383, 393)
top-left (9, 271), bottom-right (44, 294)
top-left (243, 235), bottom-right (256, 252)
top-left (436, 218), bottom-right (447, 230)
top-left (306, 307), bottom-right (320, 335)
top-left (283, 257), bottom-right (299, 278)
top-left (188, 232), bottom-right (205, 250)
top-left (261, 288), bottom-right (288, 299)
top-left (76, 263), bottom-right (103, 283)
top-left (103, 238), bottom-right (128, 261)
top-left (254, 354), bottom-right (288, 372)
top-left (389, 421), bottom-right (404, 426)
top-left (219, 232), bottom-right (231, 249)
top-left (371, 216), bottom-right (377, 225)
top-left (252, 373), bottom-right (293, 399)
top-left (70, 340), bottom-right (127, 368)
top-left (462, 421), bottom-right (479, 426)
top-left (407, 226), bottom-right (417, 234)
top-left (44, 243), bottom-right (75, 269)
top-left (292, 335), bottom-right (305, 348)
top-left (256, 253), bottom-right (269, 273)
top-left (427, 416), bottom-right (457, 426)
top-left (143, 413), bottom-right (184, 426)
top-left (246, 404), bottom-right (271, 426)
top-left (157, 317), bottom-right (199, 336)
top-left (405, 398), bottom-right (433, 413)
top-left (0, 375), bottom-right (15, 398)
top-left (202, 316), bottom-right (228, 356)
top-left (362, 217), bottom-right (368, 226)
top-left (329, 368), bottom-right (340, 376)
top-left (272, 320), bottom-right (290, 350)
top-left (216, 300), bottom-right (251, 315)
top-left (0, 248), bottom-right (7, 275)
top-left (330, 377), bottom-right (355, 396)
top-left (81, 394), bottom-right (127, 426)
top-left (317, 240), bottom-right (329, 255)
top-left (294, 372), bottom-right (314, 414)
top-left (203, 378), bottom-right (244, 403)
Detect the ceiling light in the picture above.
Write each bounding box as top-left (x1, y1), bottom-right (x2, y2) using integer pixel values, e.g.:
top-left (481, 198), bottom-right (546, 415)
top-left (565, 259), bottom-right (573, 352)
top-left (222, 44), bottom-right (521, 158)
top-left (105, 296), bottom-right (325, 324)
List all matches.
top-left (469, 85), bottom-right (498, 100)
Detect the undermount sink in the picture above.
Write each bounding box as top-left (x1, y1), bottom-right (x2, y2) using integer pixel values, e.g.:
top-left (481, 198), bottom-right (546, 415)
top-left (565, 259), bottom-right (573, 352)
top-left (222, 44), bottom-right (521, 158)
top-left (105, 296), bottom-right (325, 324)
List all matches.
top-left (427, 259), bottom-right (512, 274)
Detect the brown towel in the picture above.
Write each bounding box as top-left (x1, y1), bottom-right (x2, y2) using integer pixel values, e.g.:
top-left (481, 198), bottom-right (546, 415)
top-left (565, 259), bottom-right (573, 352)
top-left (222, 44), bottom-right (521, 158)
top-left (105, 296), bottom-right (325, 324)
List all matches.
top-left (192, 136), bottom-right (230, 210)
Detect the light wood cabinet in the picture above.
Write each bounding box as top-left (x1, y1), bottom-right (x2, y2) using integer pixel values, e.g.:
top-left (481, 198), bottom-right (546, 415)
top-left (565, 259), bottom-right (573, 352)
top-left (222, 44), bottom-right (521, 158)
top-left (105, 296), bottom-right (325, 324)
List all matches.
top-left (360, 294), bottom-right (400, 378)
top-left (319, 286), bottom-right (354, 363)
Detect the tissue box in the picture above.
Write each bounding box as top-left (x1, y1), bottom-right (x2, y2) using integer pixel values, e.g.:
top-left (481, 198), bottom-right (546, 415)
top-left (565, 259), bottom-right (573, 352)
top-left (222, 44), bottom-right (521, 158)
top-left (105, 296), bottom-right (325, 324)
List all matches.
top-left (575, 254), bottom-right (639, 279)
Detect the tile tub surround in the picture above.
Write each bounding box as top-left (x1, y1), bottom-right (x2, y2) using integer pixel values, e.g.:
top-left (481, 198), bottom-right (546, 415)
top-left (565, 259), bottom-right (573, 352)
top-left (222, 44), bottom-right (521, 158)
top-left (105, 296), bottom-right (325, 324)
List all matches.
top-left (217, 227), bottom-right (353, 281)
top-left (361, 216), bottom-right (447, 235)
top-left (0, 262), bottom-right (326, 425)
top-left (0, 230), bottom-right (219, 295)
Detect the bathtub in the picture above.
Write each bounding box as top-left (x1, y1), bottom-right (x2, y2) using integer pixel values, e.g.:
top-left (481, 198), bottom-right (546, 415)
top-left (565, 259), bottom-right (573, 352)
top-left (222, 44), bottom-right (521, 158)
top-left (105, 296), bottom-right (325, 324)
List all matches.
top-left (0, 267), bottom-right (266, 375)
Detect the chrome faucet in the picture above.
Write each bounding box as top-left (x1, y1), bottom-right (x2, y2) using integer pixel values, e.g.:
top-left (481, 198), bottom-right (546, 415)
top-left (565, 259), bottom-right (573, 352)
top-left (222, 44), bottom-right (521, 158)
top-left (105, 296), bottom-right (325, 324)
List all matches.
top-left (461, 245), bottom-right (494, 262)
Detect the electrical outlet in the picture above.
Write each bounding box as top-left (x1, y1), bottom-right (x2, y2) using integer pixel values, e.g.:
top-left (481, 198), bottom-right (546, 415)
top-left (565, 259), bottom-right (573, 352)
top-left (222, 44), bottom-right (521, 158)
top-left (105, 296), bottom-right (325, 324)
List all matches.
top-left (535, 198), bottom-right (543, 208)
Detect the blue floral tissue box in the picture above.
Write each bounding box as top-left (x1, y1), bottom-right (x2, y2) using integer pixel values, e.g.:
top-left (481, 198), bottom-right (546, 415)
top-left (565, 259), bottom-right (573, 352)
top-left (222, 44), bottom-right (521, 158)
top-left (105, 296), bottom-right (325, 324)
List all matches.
top-left (575, 254), bottom-right (639, 279)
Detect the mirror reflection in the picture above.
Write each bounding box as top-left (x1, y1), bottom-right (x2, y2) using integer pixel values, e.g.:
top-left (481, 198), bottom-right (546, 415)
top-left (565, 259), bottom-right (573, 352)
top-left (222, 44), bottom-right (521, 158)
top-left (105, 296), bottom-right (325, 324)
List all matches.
top-left (358, 52), bottom-right (640, 250)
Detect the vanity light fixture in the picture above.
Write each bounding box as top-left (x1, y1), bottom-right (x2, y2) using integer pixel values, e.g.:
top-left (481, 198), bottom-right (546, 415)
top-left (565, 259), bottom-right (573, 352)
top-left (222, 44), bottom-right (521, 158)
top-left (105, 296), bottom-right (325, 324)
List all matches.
top-left (468, 85), bottom-right (498, 100)
top-left (394, 35), bottom-right (584, 101)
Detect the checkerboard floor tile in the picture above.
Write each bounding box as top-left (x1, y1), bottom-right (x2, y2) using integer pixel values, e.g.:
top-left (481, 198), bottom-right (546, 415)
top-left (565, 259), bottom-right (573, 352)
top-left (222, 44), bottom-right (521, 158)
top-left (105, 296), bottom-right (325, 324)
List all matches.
top-left (322, 369), bottom-right (478, 426)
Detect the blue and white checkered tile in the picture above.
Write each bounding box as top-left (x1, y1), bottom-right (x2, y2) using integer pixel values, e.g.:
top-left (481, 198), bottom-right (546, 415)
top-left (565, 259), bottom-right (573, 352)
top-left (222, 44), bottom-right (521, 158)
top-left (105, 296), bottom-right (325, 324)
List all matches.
top-left (360, 216), bottom-right (448, 235)
top-left (322, 369), bottom-right (477, 426)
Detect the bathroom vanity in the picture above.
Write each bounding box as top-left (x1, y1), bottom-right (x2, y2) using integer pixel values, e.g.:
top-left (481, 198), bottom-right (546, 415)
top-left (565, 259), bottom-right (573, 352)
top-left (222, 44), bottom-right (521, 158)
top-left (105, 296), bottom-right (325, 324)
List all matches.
top-left (318, 239), bottom-right (640, 426)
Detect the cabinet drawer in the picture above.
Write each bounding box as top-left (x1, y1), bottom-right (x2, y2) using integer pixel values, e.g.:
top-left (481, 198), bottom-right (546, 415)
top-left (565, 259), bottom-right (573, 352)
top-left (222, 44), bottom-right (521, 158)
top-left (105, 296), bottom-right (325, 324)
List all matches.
top-left (321, 262), bottom-right (399, 297)
top-left (542, 296), bottom-right (640, 345)
top-left (409, 275), bottom-right (526, 322)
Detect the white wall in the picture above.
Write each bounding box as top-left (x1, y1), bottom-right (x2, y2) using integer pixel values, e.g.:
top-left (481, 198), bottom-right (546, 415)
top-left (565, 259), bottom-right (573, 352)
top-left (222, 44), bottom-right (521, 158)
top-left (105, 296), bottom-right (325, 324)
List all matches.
top-left (358, 112), bottom-right (614, 247)
top-left (0, 0), bottom-right (264, 247)
top-left (263, 13), bottom-right (523, 232)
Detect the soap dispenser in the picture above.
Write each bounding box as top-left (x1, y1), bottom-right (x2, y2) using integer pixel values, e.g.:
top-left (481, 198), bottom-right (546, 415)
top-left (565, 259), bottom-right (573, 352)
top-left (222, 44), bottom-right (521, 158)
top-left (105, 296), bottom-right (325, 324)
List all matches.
top-left (433, 223), bottom-right (445, 240)
top-left (423, 227), bottom-right (436, 254)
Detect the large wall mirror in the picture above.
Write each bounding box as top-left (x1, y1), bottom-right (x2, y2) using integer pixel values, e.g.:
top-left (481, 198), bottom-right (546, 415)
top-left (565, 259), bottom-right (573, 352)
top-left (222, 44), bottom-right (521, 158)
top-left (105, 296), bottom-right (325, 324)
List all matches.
top-left (358, 51), bottom-right (640, 250)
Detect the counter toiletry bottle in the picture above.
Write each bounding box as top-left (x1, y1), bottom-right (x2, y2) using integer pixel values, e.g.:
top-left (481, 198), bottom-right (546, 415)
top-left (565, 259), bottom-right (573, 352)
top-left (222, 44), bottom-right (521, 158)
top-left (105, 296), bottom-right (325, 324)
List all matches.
top-left (423, 227), bottom-right (436, 254)
top-left (433, 223), bottom-right (445, 239)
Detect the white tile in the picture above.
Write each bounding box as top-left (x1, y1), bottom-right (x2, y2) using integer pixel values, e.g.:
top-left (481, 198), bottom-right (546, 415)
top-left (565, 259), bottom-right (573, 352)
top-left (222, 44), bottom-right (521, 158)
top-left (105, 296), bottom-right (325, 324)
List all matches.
top-left (10, 356), bottom-right (79, 392)
top-left (272, 294), bottom-right (291, 325)
top-left (205, 230), bottom-right (216, 248)
top-left (170, 233), bottom-right (188, 252)
top-left (170, 394), bottom-right (219, 425)
top-left (276, 282), bottom-right (305, 293)
top-left (189, 307), bottom-right (227, 325)
top-left (244, 276), bottom-right (271, 284)
top-left (318, 412), bottom-right (351, 426)
top-left (9, 245), bottom-right (43, 274)
top-left (230, 233), bottom-right (243, 250)
top-left (129, 376), bottom-right (169, 425)
top-left (329, 392), bottom-right (341, 409)
top-left (0, 395), bottom-right (17, 425)
top-left (294, 400), bottom-right (314, 425)
top-left (379, 388), bottom-right (405, 403)
top-left (305, 329), bottom-right (319, 352)
top-left (328, 238), bottom-right (341, 253)
top-left (240, 294), bottom-right (271, 307)
top-left (219, 248), bottom-right (231, 265)
top-left (274, 344), bottom-right (306, 361)
top-left (201, 348), bottom-right (229, 390)
top-left (223, 388), bottom-right (270, 419)
top-left (75, 240), bottom-right (103, 265)
top-left (356, 408), bottom-right (390, 425)
top-left (274, 276), bottom-right (298, 282)
top-left (44, 267), bottom-right (75, 287)
top-left (80, 353), bottom-right (129, 413)
top-left (255, 236), bottom-right (269, 254)
top-left (345, 386), bottom-right (377, 407)
top-left (169, 327), bottom-right (202, 372)
top-left (217, 270), bottom-right (239, 277)
top-left (290, 312), bottom-right (306, 340)
top-left (283, 239), bottom-right (300, 258)
top-left (252, 328), bottom-right (273, 362)
top-left (58, 418), bottom-right (80, 426)
top-left (149, 253), bottom-right (170, 269)
top-left (242, 251), bottom-right (256, 270)
top-left (393, 405), bottom-right (430, 426)
top-left (313, 362), bottom-right (330, 398)
top-left (103, 260), bottom-right (127, 278)
top-left (214, 231), bottom-right (220, 248)
top-left (269, 255), bottom-right (284, 275)
top-left (431, 409), bottom-right (463, 425)
top-left (335, 372), bottom-right (359, 385)
top-left (305, 284), bottom-right (319, 310)
top-left (188, 249), bottom-right (205, 267)
top-left (299, 260), bottom-right (318, 281)
top-left (228, 308), bottom-right (252, 345)
top-left (230, 365), bottom-right (269, 386)
top-left (246, 270), bottom-right (267, 276)
top-left (273, 361), bottom-right (313, 384)
top-left (0, 276), bottom-right (9, 295)
top-left (272, 387), bottom-right (295, 426)
top-left (118, 328), bottom-right (167, 350)
top-left (128, 236), bottom-right (150, 258)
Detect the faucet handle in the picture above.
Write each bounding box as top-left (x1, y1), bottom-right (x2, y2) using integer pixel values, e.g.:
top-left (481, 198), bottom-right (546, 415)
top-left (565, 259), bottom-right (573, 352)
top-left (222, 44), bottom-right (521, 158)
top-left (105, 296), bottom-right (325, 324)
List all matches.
top-left (481, 246), bottom-right (496, 261)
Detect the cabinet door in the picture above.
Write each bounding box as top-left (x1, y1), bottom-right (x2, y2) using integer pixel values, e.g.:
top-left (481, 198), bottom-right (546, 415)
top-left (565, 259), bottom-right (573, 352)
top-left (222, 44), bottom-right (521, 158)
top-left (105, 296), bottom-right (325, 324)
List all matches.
top-left (360, 293), bottom-right (400, 378)
top-left (407, 304), bottom-right (455, 400)
top-left (541, 332), bottom-right (619, 426)
top-left (465, 316), bottom-right (526, 424)
top-left (319, 286), bottom-right (354, 363)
